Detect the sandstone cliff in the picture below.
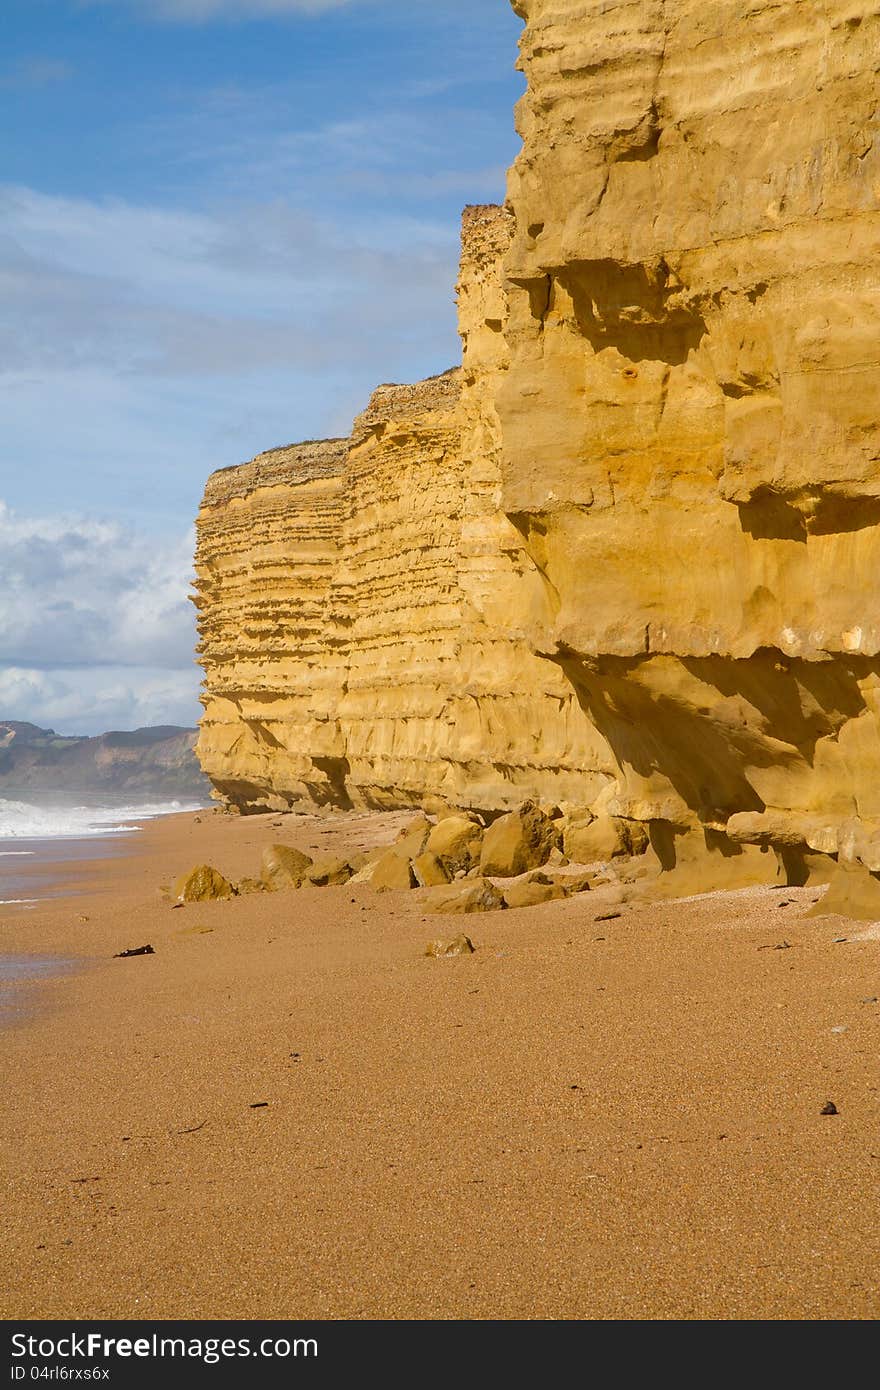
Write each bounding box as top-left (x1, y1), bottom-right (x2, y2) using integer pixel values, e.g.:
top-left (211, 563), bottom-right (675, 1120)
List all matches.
top-left (194, 208), bottom-right (612, 812)
top-left (195, 0), bottom-right (880, 903)
top-left (499, 0), bottom-right (880, 887)
top-left (194, 438), bottom-right (347, 806)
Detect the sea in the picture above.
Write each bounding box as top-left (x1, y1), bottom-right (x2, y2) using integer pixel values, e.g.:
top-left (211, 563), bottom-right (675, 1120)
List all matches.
top-left (0, 790), bottom-right (209, 1019)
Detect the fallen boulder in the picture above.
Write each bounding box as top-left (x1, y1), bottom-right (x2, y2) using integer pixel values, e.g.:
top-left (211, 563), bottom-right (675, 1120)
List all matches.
top-left (558, 871), bottom-right (595, 896)
top-left (236, 875), bottom-right (268, 895)
top-left (503, 879), bottom-right (565, 909)
top-left (420, 877), bottom-right (506, 915)
top-left (175, 865), bottom-right (236, 903)
top-left (807, 859), bottom-right (880, 921)
top-left (425, 815), bottom-right (483, 875)
top-left (411, 851), bottom-right (451, 888)
top-left (307, 856), bottom-right (355, 887)
top-left (370, 850), bottom-right (417, 891)
top-left (563, 815), bottom-right (648, 864)
top-left (261, 844), bottom-right (313, 891)
top-left (479, 800), bottom-right (560, 877)
top-left (394, 816), bottom-right (433, 859)
top-left (421, 795), bottom-right (462, 820)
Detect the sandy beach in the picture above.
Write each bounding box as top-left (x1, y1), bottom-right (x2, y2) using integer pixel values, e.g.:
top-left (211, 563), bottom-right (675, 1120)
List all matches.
top-left (0, 806), bottom-right (878, 1322)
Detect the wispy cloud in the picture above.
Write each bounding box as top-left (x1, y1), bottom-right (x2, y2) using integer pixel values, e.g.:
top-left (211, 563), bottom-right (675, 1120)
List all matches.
top-left (84, 0), bottom-right (356, 20)
top-left (0, 500), bottom-right (197, 671)
top-left (2, 0), bottom-right (520, 736)
top-left (0, 183), bottom-right (458, 382)
top-left (0, 500), bottom-right (202, 732)
top-left (0, 665), bottom-right (201, 736)
top-left (0, 178), bottom-right (460, 518)
top-left (0, 59), bottom-right (73, 90)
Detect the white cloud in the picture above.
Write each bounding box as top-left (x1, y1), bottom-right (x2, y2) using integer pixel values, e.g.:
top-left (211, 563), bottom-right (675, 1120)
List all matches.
top-left (0, 25), bottom-right (514, 521)
top-left (0, 666), bottom-right (201, 736)
top-left (0, 178), bottom-right (463, 523)
top-left (0, 500), bottom-right (197, 672)
top-left (0, 499), bottom-right (203, 733)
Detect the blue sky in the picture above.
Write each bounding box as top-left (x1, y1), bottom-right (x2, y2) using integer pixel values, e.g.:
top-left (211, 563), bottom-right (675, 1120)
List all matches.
top-left (0, 0), bottom-right (524, 734)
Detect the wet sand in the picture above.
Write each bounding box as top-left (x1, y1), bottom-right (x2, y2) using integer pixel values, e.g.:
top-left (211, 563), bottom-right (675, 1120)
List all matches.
top-left (0, 806), bottom-right (878, 1320)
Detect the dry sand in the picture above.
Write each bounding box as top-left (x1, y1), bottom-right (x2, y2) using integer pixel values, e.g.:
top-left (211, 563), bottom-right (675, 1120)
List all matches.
top-left (0, 807), bottom-right (878, 1321)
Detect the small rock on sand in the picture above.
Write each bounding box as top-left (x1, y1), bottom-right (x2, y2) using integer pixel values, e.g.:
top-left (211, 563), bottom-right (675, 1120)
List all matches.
top-left (425, 934), bottom-right (476, 958)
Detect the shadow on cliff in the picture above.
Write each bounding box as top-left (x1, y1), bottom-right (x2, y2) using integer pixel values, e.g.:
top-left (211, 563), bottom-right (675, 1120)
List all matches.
top-left (555, 649), bottom-right (877, 834)
top-left (736, 489), bottom-right (880, 541)
top-left (554, 258), bottom-right (707, 366)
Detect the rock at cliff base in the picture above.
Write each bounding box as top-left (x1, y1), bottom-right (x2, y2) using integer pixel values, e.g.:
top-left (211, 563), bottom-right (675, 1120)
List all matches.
top-left (645, 829), bottom-right (780, 897)
top-left (175, 865), bottom-right (236, 903)
top-left (528, 866), bottom-right (597, 895)
top-left (563, 815), bottom-right (648, 864)
top-left (807, 860), bottom-right (880, 922)
top-left (420, 878), bottom-right (506, 915)
top-left (348, 854), bottom-right (382, 884)
top-left (503, 879), bottom-right (566, 910)
top-left (425, 934), bottom-right (476, 958)
top-left (307, 856), bottom-right (355, 887)
top-left (396, 814), bottom-right (432, 842)
top-left (557, 872), bottom-right (595, 896)
top-left (425, 815), bottom-right (483, 874)
top-left (411, 851), bottom-right (451, 888)
top-left (261, 844), bottom-right (314, 891)
top-left (392, 820), bottom-right (432, 861)
top-left (479, 801), bottom-right (560, 877)
top-left (369, 850), bottom-right (417, 892)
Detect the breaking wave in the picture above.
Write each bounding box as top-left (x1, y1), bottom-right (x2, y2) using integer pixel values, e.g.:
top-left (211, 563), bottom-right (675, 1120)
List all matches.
top-left (0, 797), bottom-right (204, 841)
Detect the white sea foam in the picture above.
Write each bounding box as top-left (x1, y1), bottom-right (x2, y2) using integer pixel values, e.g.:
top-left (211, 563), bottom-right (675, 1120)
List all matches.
top-left (0, 797), bottom-right (204, 841)
top-left (0, 851), bottom-right (35, 856)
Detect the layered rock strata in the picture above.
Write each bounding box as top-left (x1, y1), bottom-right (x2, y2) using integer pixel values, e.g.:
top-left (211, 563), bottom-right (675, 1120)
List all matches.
top-left (499, 0), bottom-right (880, 887)
top-left (194, 208), bottom-right (612, 812)
top-left (196, 0), bottom-right (880, 903)
top-left (194, 439), bottom-right (347, 806)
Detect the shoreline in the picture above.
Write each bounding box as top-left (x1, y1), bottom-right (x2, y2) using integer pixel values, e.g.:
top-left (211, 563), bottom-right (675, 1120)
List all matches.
top-left (1, 807), bottom-right (878, 1319)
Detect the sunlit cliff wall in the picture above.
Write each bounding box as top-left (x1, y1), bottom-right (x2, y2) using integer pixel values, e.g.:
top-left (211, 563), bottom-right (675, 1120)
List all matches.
top-left (498, 0), bottom-right (880, 879)
top-left (196, 0), bottom-right (880, 895)
top-left (194, 439), bottom-right (348, 808)
top-left (193, 207), bottom-right (613, 813)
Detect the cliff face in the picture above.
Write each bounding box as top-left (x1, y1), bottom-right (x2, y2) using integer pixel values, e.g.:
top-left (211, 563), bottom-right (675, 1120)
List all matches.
top-left (195, 0), bottom-right (880, 894)
top-left (328, 369), bottom-right (469, 806)
top-left (193, 208), bottom-right (612, 813)
top-left (194, 439), bottom-right (347, 807)
top-left (453, 206), bottom-right (613, 808)
top-left (498, 0), bottom-right (880, 880)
